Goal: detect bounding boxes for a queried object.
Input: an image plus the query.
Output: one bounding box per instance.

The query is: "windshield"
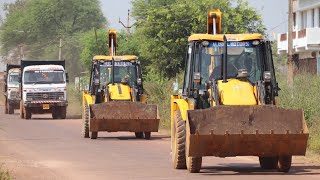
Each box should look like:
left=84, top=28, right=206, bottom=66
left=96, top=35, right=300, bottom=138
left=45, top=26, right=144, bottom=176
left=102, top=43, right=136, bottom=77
left=24, top=70, right=65, bottom=84
left=201, top=41, right=262, bottom=84
left=99, top=61, right=137, bottom=87
left=8, top=73, right=19, bottom=84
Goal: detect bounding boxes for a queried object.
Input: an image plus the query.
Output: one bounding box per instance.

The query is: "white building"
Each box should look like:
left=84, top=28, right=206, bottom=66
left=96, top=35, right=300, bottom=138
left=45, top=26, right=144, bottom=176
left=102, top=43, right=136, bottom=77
left=277, top=0, right=320, bottom=75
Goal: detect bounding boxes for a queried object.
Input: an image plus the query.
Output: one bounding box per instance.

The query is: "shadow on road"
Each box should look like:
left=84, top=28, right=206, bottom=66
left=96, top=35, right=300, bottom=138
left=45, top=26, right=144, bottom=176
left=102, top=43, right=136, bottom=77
left=95, top=134, right=170, bottom=141
left=200, top=163, right=320, bottom=176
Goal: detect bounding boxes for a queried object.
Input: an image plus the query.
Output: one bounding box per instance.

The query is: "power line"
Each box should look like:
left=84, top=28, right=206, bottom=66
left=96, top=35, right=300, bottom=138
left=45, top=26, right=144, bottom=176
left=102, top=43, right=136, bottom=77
left=267, top=19, right=288, bottom=33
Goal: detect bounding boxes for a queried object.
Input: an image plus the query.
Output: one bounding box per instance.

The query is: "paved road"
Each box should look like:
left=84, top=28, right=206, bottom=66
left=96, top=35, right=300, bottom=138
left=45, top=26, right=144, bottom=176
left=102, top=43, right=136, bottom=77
left=0, top=107, right=319, bottom=180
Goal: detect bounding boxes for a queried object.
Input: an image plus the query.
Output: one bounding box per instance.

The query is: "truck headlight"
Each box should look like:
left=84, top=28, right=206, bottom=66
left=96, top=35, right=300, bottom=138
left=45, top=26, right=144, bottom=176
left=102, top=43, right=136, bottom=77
left=59, top=96, right=64, bottom=100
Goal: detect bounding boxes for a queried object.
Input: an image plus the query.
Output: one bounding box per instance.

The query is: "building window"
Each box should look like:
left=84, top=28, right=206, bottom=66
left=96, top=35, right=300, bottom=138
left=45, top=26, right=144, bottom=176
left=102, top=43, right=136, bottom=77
left=293, top=12, right=296, bottom=28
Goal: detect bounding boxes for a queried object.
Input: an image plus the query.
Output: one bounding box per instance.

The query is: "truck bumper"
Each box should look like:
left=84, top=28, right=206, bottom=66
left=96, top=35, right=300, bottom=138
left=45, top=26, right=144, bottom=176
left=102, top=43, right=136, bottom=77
left=24, top=100, right=68, bottom=108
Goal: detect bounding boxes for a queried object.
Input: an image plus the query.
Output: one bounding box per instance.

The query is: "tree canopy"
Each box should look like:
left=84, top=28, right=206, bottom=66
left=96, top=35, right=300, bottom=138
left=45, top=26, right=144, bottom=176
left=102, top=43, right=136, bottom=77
left=129, top=0, right=266, bottom=78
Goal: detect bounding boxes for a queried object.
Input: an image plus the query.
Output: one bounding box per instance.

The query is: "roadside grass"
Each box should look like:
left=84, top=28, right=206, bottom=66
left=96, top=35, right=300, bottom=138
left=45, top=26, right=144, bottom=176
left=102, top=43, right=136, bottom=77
left=67, top=83, right=82, bottom=118
left=0, top=166, right=11, bottom=180
left=277, top=73, right=320, bottom=152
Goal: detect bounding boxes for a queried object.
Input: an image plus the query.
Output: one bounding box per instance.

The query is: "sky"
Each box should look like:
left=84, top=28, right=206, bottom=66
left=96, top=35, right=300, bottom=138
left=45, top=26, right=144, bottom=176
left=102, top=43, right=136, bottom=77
left=0, top=0, right=289, bottom=39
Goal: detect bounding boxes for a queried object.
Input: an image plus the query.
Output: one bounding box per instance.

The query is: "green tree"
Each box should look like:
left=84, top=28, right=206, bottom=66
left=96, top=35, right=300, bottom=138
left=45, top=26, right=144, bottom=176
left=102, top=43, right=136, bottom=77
left=1, top=0, right=107, bottom=79
left=130, top=0, right=266, bottom=78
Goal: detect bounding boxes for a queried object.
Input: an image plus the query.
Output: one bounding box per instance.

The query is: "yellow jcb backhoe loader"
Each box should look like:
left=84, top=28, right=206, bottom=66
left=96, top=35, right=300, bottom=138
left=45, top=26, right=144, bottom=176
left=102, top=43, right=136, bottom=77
left=171, top=10, right=308, bottom=173
left=82, top=30, right=160, bottom=139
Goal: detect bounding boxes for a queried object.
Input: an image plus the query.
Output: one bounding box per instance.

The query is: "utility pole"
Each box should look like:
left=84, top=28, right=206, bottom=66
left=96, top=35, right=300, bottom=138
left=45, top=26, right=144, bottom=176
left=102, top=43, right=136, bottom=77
left=59, top=38, right=62, bottom=60
left=19, top=45, right=24, bottom=60
left=119, top=9, right=133, bottom=34
left=287, top=0, right=294, bottom=88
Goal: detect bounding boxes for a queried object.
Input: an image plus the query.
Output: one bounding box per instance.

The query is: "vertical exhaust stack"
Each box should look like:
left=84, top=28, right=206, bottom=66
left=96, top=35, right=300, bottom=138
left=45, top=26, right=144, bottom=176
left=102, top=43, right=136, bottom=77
left=207, top=9, right=222, bottom=35
left=108, top=29, right=117, bottom=56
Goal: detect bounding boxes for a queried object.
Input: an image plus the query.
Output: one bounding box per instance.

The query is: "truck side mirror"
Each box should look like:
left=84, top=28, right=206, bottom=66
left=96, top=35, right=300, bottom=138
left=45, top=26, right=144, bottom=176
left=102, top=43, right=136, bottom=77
left=66, top=73, right=69, bottom=83
left=193, top=72, right=201, bottom=83
left=137, top=78, right=142, bottom=86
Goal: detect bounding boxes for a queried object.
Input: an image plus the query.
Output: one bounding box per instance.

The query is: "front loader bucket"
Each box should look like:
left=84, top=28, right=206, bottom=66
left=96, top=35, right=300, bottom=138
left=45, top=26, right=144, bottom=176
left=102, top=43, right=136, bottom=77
left=89, top=102, right=160, bottom=132
left=186, top=106, right=309, bottom=157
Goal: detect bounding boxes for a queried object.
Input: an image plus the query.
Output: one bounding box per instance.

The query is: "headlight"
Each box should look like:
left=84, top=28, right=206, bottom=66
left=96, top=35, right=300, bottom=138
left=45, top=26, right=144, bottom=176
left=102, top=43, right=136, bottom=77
left=59, top=96, right=64, bottom=100
left=26, top=97, right=33, bottom=101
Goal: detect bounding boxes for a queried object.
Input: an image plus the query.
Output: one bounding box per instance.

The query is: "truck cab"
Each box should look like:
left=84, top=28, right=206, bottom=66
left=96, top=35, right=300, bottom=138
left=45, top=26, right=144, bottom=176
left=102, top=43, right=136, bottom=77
left=4, top=65, right=21, bottom=114
left=20, top=60, right=68, bottom=119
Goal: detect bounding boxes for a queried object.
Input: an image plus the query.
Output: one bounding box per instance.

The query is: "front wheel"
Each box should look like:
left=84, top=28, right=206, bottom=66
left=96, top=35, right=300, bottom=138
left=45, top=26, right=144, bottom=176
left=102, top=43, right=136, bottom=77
left=82, top=103, right=90, bottom=138
left=19, top=101, right=24, bottom=119
left=277, top=156, right=292, bottom=172
left=4, top=98, right=8, bottom=114
left=259, top=157, right=278, bottom=169
left=135, top=132, right=143, bottom=139
left=8, top=104, right=14, bottom=114
left=25, top=108, right=32, bottom=119
left=144, top=132, right=151, bottom=140
left=171, top=110, right=187, bottom=169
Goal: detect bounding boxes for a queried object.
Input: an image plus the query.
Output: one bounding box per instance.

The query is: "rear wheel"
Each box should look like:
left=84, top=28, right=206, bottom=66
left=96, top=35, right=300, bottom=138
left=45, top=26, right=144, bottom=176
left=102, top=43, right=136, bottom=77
left=259, top=157, right=278, bottom=169
left=171, top=110, right=187, bottom=169
left=144, top=132, right=151, bottom=140
left=4, top=98, right=8, bottom=114
left=25, top=108, right=32, bottom=119
left=82, top=103, right=89, bottom=138
left=277, top=156, right=292, bottom=173
left=91, top=132, right=98, bottom=139
left=135, top=132, right=144, bottom=139
left=185, top=117, right=202, bottom=173
left=8, top=104, right=14, bottom=114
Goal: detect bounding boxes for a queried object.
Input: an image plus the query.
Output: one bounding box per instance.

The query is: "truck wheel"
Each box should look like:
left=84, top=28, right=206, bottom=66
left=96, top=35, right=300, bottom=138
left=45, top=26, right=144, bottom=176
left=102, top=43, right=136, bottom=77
left=60, top=106, right=67, bottom=119
left=144, top=132, right=151, bottom=140
left=171, top=110, right=187, bottom=169
left=185, top=117, right=202, bottom=173
left=52, top=108, right=59, bottom=119
left=259, top=157, right=278, bottom=169
left=91, top=132, right=98, bottom=139
left=25, top=108, right=32, bottom=119
left=8, top=105, right=14, bottom=114
left=4, top=98, right=8, bottom=114
left=20, top=101, right=24, bottom=119
left=135, top=132, right=143, bottom=139
left=277, top=156, right=292, bottom=173
left=82, top=103, right=90, bottom=138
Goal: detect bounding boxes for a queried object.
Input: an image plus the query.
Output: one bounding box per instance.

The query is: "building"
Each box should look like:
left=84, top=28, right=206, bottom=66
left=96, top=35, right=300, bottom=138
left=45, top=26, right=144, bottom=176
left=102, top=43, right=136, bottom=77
left=277, top=0, right=320, bottom=75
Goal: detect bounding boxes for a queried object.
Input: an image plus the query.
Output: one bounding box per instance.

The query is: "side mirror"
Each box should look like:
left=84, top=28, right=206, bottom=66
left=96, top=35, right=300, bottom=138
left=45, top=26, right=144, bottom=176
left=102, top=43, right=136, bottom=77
left=193, top=72, right=201, bottom=83
left=263, top=71, right=271, bottom=82
left=66, top=73, right=69, bottom=83
left=137, top=78, right=142, bottom=86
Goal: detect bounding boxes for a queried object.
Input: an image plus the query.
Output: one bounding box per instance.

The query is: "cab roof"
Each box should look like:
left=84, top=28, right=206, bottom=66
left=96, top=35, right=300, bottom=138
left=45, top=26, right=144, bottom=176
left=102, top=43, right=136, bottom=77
left=188, top=33, right=263, bottom=42
left=93, top=55, right=138, bottom=61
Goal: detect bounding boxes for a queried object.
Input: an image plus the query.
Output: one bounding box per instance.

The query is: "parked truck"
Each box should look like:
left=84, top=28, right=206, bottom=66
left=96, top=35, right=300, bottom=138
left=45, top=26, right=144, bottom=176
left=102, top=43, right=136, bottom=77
left=3, top=64, right=21, bottom=114
left=20, top=60, right=68, bottom=119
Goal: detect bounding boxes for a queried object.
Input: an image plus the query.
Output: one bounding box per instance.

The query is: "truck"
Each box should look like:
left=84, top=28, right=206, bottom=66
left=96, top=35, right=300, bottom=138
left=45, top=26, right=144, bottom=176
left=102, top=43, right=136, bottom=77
left=3, top=64, right=21, bottom=114
left=20, top=60, right=68, bottom=119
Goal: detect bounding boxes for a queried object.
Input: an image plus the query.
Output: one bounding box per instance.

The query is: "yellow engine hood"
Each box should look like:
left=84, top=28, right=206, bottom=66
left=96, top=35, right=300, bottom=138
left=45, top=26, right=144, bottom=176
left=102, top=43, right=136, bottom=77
left=218, top=79, right=257, bottom=105
left=108, top=83, right=132, bottom=101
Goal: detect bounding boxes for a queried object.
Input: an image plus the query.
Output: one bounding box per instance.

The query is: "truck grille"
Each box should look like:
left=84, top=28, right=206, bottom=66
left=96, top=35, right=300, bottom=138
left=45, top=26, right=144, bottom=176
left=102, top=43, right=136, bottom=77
left=10, top=91, right=19, bottom=99
left=26, top=92, right=64, bottom=100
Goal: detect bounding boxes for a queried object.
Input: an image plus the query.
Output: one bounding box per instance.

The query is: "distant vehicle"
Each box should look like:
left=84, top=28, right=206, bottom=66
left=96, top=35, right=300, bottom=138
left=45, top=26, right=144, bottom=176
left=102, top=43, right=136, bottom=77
left=3, top=64, right=21, bottom=114
left=20, top=60, right=68, bottom=119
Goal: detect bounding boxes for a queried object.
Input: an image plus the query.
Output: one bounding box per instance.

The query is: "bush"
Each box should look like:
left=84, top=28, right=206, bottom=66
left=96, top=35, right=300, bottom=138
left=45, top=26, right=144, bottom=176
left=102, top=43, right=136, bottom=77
left=277, top=72, right=320, bottom=151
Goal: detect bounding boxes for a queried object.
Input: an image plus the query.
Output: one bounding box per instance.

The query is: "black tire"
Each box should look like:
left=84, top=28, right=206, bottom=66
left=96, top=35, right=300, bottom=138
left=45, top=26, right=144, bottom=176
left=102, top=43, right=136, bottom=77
left=25, top=108, right=32, bottom=119
left=171, top=110, right=187, bottom=169
left=52, top=108, right=59, bottom=119
left=8, top=104, right=14, bottom=114
left=135, top=132, right=144, bottom=139
left=4, top=98, right=8, bottom=114
left=259, top=157, right=278, bottom=169
left=144, top=132, right=151, bottom=140
left=91, top=132, right=98, bottom=139
left=82, top=103, right=90, bottom=138
left=277, top=156, right=292, bottom=173
left=59, top=106, right=67, bottom=119
left=185, top=117, right=202, bottom=173
left=20, top=101, right=24, bottom=119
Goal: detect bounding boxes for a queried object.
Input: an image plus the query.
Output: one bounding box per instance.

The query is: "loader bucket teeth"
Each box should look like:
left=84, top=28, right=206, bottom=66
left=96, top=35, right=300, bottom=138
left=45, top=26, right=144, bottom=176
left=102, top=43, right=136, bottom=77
left=89, top=102, right=160, bottom=132
left=186, top=105, right=309, bottom=158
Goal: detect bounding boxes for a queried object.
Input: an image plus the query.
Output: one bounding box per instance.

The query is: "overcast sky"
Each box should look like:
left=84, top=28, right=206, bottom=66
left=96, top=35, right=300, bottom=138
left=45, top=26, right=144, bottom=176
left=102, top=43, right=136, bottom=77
left=0, top=0, right=288, bottom=39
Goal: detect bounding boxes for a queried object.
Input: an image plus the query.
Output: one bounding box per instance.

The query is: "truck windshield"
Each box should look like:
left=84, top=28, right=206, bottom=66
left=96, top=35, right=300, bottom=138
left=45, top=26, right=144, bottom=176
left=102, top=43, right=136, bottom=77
left=99, top=61, right=137, bottom=87
left=200, top=40, right=262, bottom=84
left=8, top=73, right=19, bottom=84
left=24, top=70, right=65, bottom=84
